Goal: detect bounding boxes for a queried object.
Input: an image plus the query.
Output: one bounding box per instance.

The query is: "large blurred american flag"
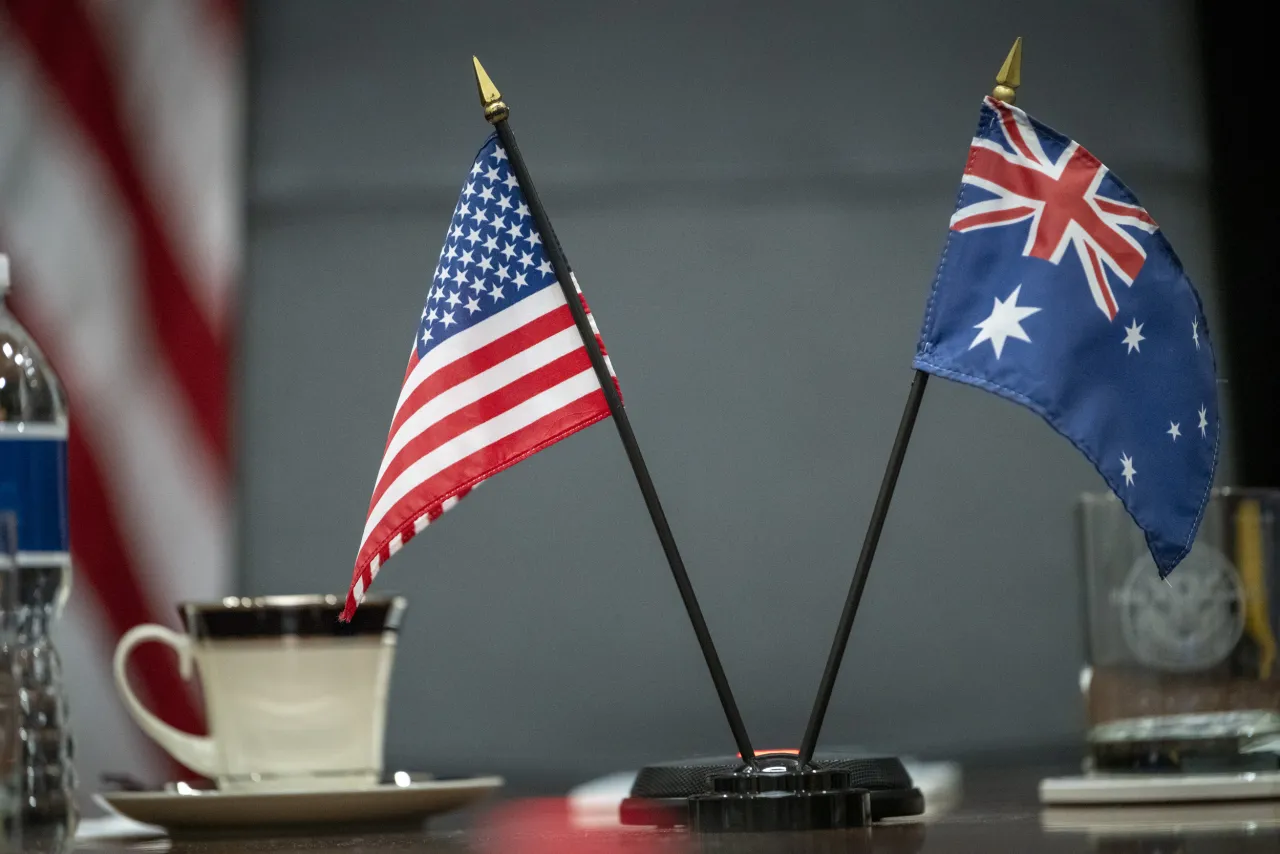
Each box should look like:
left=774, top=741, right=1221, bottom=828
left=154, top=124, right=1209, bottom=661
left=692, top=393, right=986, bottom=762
left=0, top=0, right=240, bottom=792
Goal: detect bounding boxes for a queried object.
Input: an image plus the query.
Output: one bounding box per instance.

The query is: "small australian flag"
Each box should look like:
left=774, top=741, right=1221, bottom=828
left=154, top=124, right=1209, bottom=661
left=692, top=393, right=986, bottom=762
left=914, top=95, right=1219, bottom=576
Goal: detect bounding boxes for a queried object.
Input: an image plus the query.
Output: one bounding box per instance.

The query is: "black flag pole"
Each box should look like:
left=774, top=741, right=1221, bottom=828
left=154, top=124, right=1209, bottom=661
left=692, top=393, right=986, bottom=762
left=472, top=57, right=757, bottom=765
left=797, top=370, right=929, bottom=763
left=796, top=38, right=1023, bottom=766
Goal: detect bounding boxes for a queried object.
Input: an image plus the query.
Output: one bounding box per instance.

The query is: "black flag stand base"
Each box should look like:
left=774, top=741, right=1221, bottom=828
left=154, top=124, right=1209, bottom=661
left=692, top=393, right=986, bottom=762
left=686, top=755, right=874, bottom=833
left=618, top=751, right=924, bottom=832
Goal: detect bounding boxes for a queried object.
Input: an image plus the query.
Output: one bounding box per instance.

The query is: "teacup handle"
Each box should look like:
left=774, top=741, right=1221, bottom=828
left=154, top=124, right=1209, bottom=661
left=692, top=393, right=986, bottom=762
left=112, top=624, right=218, bottom=776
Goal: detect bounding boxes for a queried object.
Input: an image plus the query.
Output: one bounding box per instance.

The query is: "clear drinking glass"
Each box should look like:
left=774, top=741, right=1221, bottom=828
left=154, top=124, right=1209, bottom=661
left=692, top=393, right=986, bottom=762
left=1078, top=487, right=1280, bottom=729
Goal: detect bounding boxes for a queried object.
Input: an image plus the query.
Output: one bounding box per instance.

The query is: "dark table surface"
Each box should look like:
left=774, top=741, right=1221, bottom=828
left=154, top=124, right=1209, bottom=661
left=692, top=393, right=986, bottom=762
left=66, top=762, right=1280, bottom=853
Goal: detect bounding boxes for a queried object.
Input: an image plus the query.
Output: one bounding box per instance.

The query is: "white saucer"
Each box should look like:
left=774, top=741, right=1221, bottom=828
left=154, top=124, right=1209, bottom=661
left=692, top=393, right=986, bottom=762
left=1039, top=771, right=1280, bottom=805
left=96, top=776, right=503, bottom=834
left=1041, top=800, right=1280, bottom=835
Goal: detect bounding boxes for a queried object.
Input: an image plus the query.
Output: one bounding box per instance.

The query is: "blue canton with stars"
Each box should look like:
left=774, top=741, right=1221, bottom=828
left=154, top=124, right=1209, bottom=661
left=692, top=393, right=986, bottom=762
left=914, top=99, right=1220, bottom=577
left=417, top=134, right=559, bottom=358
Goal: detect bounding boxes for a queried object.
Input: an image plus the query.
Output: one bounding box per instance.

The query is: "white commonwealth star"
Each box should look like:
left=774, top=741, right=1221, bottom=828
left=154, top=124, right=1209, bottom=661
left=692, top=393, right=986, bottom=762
left=969, top=285, right=1041, bottom=359
left=1120, top=452, right=1136, bottom=487
left=1198, top=404, right=1209, bottom=437
left=1192, top=317, right=1200, bottom=350
left=1122, top=319, right=1145, bottom=354
left=1167, top=422, right=1181, bottom=441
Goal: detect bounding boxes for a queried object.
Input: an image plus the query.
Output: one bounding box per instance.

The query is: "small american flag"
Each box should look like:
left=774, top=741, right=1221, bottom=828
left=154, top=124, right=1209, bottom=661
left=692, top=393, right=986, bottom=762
left=343, top=133, right=615, bottom=619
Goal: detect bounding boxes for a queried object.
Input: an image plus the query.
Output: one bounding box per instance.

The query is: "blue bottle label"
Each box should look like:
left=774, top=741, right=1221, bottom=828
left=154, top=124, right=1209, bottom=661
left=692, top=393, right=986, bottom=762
left=0, top=434, right=71, bottom=556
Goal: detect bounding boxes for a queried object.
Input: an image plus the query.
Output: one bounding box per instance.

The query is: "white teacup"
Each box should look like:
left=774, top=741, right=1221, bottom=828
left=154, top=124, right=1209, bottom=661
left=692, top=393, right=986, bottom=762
left=112, top=594, right=406, bottom=792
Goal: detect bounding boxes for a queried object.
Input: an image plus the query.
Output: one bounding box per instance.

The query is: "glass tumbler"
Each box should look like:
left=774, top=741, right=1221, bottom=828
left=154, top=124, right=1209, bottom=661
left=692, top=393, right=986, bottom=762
left=1078, top=487, right=1280, bottom=729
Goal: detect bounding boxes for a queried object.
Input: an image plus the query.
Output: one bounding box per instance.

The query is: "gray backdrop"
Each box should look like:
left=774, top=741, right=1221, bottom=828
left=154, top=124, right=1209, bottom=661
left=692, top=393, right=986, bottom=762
left=240, top=0, right=1232, bottom=789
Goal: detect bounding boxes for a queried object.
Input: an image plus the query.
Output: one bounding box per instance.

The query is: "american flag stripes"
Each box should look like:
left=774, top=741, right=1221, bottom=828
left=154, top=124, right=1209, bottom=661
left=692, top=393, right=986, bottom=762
left=1, top=0, right=239, bottom=788
left=344, top=133, right=615, bottom=619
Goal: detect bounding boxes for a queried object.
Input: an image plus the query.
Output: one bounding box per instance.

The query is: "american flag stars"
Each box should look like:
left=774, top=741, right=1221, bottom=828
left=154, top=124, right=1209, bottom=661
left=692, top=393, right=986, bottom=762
left=419, top=145, right=560, bottom=358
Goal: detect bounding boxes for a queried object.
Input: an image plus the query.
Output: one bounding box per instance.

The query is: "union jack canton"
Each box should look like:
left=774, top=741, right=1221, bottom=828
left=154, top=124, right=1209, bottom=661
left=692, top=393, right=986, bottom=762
left=914, top=96, right=1220, bottom=576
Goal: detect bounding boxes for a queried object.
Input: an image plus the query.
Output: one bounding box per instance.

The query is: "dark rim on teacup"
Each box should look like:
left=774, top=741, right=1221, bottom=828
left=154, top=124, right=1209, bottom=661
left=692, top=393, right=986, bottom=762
left=178, top=593, right=406, bottom=640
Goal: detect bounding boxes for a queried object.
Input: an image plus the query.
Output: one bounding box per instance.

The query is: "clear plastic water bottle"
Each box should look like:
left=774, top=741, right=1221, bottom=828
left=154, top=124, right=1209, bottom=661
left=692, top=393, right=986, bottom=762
left=0, top=253, right=78, bottom=848
left=2, top=511, right=22, bottom=852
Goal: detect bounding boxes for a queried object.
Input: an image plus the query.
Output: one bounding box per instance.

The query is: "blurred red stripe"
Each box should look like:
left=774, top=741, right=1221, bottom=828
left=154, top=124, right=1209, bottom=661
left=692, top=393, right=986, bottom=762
left=4, top=0, right=230, bottom=471
left=477, top=798, right=676, bottom=854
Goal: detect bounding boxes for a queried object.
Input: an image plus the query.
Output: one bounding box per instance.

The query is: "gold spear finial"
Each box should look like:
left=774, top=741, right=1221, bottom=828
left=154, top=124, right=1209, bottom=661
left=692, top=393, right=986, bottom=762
left=473, top=56, right=508, bottom=124
left=992, top=37, right=1022, bottom=104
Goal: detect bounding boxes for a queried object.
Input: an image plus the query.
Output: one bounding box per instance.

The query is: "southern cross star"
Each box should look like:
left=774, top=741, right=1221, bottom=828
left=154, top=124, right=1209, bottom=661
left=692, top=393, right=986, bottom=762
left=1120, top=452, right=1137, bottom=487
